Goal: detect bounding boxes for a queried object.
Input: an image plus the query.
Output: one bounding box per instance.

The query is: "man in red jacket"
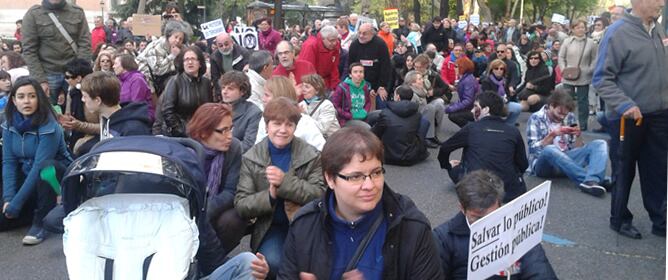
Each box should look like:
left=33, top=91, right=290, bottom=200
left=298, top=25, right=340, bottom=91
left=273, top=40, right=316, bottom=87
left=91, top=16, right=106, bottom=51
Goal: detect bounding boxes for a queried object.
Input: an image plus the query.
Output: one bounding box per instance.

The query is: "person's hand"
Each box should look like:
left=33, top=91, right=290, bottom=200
left=526, top=82, right=535, bottom=90
left=3, top=202, right=13, bottom=219
left=299, top=272, right=317, bottom=280
left=170, top=45, right=181, bottom=56
left=623, top=106, right=642, bottom=121
left=400, top=35, right=408, bottom=43
left=60, top=115, right=78, bottom=130
left=509, top=87, right=516, bottom=95
left=342, top=269, right=365, bottom=280
left=369, top=89, right=377, bottom=98
left=41, top=82, right=50, bottom=95
left=57, top=93, right=66, bottom=106
left=428, top=89, right=434, bottom=97
left=377, top=87, right=388, bottom=101
left=266, top=166, right=285, bottom=188
left=449, top=159, right=461, bottom=167
left=448, top=84, right=456, bottom=91
left=251, top=252, right=269, bottom=280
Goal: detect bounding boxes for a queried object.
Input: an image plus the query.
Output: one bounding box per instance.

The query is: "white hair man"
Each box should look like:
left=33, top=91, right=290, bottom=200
left=298, top=25, right=341, bottom=90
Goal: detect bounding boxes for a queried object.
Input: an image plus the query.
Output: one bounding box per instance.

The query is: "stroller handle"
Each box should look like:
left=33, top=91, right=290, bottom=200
left=161, top=137, right=206, bottom=167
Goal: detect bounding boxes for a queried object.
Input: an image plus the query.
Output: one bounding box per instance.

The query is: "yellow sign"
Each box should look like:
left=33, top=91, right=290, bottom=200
left=384, top=8, right=399, bottom=29
left=459, top=15, right=467, bottom=21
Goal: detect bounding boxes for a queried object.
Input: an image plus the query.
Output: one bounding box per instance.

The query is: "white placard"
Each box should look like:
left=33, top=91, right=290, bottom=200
left=231, top=26, right=259, bottom=50
left=470, top=15, right=480, bottom=26
left=551, top=13, right=566, bottom=25
left=467, top=181, right=551, bottom=280
left=355, top=16, right=378, bottom=32
left=94, top=151, right=164, bottom=175
left=201, top=19, right=226, bottom=39
left=458, top=20, right=468, bottom=29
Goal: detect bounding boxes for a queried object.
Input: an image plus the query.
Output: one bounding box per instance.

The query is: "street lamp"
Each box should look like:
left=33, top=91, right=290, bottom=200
left=100, top=0, right=105, bottom=19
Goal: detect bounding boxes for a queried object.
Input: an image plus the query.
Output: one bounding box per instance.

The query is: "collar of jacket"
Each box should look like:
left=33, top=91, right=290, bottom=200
left=448, top=212, right=471, bottom=236
left=181, top=72, right=201, bottom=83
left=2, top=116, right=58, bottom=135
left=243, top=136, right=319, bottom=169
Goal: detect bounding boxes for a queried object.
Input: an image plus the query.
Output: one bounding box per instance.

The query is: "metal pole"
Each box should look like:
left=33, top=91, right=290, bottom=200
left=519, top=0, right=524, bottom=25
left=431, top=0, right=435, bottom=19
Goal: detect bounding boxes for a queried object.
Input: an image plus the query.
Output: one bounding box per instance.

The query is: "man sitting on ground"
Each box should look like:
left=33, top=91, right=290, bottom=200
left=526, top=90, right=610, bottom=197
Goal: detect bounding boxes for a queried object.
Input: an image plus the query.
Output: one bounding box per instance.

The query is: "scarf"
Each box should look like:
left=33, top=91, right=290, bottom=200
left=42, top=0, right=66, bottom=10
left=203, top=145, right=225, bottom=195
left=304, top=96, right=321, bottom=105
left=12, top=111, right=35, bottom=135
left=261, top=28, right=273, bottom=37
left=450, top=52, right=458, bottom=62
left=489, top=74, right=507, bottom=97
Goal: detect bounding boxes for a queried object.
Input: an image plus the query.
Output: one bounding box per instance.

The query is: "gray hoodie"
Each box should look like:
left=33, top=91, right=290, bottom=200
left=593, top=13, right=668, bottom=119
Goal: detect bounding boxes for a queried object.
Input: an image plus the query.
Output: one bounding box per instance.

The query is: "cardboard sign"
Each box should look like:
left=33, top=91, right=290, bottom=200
left=458, top=20, right=468, bottom=29
left=355, top=16, right=378, bottom=32
left=551, top=13, right=566, bottom=25
left=131, top=14, right=162, bottom=38
left=470, top=14, right=480, bottom=26
left=467, top=181, right=551, bottom=280
left=94, top=151, right=164, bottom=175
left=201, top=19, right=226, bottom=39
left=231, top=26, right=259, bottom=50
left=383, top=8, right=399, bottom=29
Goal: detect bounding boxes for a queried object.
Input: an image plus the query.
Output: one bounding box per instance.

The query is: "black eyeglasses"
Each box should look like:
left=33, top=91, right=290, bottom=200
left=336, top=167, right=385, bottom=184
left=64, top=74, right=76, bottom=79
left=213, top=126, right=233, bottom=135
left=496, top=50, right=505, bottom=53
left=493, top=67, right=505, bottom=70
left=529, top=57, right=541, bottom=60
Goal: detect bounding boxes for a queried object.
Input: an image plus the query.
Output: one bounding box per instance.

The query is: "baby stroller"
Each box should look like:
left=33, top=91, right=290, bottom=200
left=60, top=136, right=208, bottom=280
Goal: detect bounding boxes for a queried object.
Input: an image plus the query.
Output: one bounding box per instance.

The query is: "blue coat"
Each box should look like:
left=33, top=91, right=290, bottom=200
left=2, top=117, right=72, bottom=216
left=446, top=74, right=479, bottom=114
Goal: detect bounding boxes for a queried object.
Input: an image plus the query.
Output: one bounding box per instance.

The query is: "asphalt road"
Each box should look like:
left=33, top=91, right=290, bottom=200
left=0, top=112, right=665, bottom=279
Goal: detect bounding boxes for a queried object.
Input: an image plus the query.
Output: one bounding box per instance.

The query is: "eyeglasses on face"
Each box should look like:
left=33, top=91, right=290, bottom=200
left=65, top=74, right=76, bottom=79
left=493, top=67, right=505, bottom=70
left=336, top=167, right=385, bottom=184
left=213, top=126, right=234, bottom=135
left=529, top=57, right=541, bottom=60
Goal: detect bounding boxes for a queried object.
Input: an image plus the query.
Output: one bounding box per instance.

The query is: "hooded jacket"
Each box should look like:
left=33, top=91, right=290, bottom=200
left=107, top=102, right=153, bottom=137
left=299, top=33, right=341, bottom=90
left=278, top=185, right=444, bottom=279
left=118, top=70, right=154, bottom=120
left=593, top=13, right=668, bottom=119
left=371, top=101, right=428, bottom=166
left=331, top=77, right=372, bottom=126
left=433, top=212, right=557, bottom=279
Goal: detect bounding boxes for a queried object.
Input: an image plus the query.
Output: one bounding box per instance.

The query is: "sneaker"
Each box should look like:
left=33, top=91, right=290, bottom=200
left=22, top=225, right=47, bottom=245
left=600, top=179, right=614, bottom=193
left=578, top=181, right=606, bottom=197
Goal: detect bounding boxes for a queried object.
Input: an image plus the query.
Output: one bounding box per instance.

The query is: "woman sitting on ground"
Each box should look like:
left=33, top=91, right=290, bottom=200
left=517, top=50, right=554, bottom=112
left=298, top=74, right=340, bottom=139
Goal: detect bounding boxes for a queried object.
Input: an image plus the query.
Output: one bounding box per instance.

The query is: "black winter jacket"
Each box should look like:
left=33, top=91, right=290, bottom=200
left=348, top=36, right=393, bottom=90
left=438, top=116, right=528, bottom=202
left=77, top=102, right=152, bottom=156
left=159, top=73, right=212, bottom=136
left=421, top=25, right=448, bottom=52
left=278, top=185, right=444, bottom=279
left=433, top=212, right=557, bottom=279
left=371, top=101, right=428, bottom=166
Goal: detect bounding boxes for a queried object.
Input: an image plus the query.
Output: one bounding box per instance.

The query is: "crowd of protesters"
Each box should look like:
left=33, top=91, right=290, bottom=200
left=0, top=0, right=665, bottom=279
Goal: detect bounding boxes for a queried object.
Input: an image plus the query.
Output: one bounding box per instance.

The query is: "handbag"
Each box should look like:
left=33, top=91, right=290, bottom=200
left=562, top=38, right=587, bottom=81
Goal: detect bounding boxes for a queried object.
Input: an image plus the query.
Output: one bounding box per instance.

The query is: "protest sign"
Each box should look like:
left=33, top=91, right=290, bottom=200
left=458, top=20, right=468, bottom=29
left=470, top=14, right=480, bottom=26
left=231, top=26, right=259, bottom=50
left=131, top=14, right=161, bottom=38
left=467, top=181, right=551, bottom=280
left=383, top=8, right=399, bottom=29
left=551, top=13, right=566, bottom=25
left=201, top=19, right=226, bottom=39
left=355, top=16, right=378, bottom=32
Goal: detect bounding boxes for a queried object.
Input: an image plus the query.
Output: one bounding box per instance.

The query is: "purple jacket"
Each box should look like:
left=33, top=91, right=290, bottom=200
left=446, top=74, right=479, bottom=113
left=119, top=70, right=154, bottom=120
left=259, top=28, right=282, bottom=54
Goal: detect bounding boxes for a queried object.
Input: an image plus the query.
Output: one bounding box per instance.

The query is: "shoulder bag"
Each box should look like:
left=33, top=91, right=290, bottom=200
left=562, top=38, right=587, bottom=81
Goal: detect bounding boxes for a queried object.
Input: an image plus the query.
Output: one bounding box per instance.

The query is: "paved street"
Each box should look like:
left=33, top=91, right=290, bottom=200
left=0, top=113, right=665, bottom=279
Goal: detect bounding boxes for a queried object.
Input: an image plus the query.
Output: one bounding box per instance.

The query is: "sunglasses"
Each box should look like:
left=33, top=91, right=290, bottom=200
left=65, top=74, right=76, bottom=79
left=497, top=50, right=505, bottom=53
left=493, top=67, right=505, bottom=70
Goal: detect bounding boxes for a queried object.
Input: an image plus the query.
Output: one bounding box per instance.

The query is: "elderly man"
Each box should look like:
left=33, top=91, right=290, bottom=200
left=594, top=0, right=667, bottom=239
left=91, top=16, right=106, bottom=51
left=22, top=0, right=92, bottom=103
left=299, top=25, right=341, bottom=90
left=246, top=50, right=274, bottom=110
left=272, top=40, right=316, bottom=86
left=348, top=22, right=391, bottom=101
left=610, top=5, right=626, bottom=23
left=348, top=13, right=359, bottom=32
left=211, top=33, right=250, bottom=94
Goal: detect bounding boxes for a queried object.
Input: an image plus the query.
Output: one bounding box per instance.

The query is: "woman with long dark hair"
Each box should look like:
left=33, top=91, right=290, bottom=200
left=1, top=77, right=72, bottom=245
left=518, top=51, right=555, bottom=112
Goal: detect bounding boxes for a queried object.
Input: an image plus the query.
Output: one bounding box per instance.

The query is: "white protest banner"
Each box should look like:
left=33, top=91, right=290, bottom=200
left=458, top=20, right=468, bottom=29
left=467, top=181, right=551, bottom=280
left=201, top=19, right=226, bottom=40
left=355, top=16, right=378, bottom=32
left=470, top=14, right=480, bottom=26
left=231, top=26, right=259, bottom=50
left=551, top=13, right=566, bottom=25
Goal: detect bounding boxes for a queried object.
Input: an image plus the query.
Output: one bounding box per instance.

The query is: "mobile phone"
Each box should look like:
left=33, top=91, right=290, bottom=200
left=569, top=123, right=577, bottom=127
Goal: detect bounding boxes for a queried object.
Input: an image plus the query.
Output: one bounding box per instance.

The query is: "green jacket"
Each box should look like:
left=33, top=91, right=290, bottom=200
left=22, top=3, right=92, bottom=83
left=234, top=137, right=325, bottom=250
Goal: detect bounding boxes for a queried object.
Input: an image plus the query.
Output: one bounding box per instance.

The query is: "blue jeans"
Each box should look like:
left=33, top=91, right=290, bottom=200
left=207, top=252, right=257, bottom=280
left=532, top=140, right=608, bottom=184
left=505, top=101, right=522, bottom=125
left=46, top=73, right=67, bottom=105
left=257, top=225, right=287, bottom=279
left=418, top=117, right=429, bottom=141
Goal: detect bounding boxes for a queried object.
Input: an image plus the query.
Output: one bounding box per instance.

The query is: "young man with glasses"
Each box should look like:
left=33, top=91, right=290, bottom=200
left=526, top=90, right=610, bottom=197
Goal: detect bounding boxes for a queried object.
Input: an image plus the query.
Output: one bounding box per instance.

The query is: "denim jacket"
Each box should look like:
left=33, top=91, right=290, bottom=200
left=2, top=117, right=72, bottom=215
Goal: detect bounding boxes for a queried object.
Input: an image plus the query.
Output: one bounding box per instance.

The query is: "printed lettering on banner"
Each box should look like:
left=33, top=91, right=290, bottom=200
left=467, top=181, right=551, bottom=280
left=458, top=20, right=468, bottom=29
left=201, top=19, right=226, bottom=39
left=232, top=26, right=259, bottom=50
left=384, top=8, right=399, bottom=29
left=551, top=13, right=566, bottom=25
left=470, top=15, right=480, bottom=26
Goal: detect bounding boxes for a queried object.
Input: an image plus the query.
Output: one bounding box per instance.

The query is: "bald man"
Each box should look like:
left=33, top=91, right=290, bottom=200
left=211, top=33, right=250, bottom=95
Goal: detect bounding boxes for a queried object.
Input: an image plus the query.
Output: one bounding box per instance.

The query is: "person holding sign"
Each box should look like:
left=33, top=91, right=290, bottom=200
left=433, top=170, right=557, bottom=279
left=279, top=126, right=444, bottom=279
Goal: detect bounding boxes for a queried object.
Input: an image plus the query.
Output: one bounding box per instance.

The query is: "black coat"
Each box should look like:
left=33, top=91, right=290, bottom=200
left=521, top=62, right=554, bottom=97
left=438, top=116, right=528, bottom=202
left=348, top=36, right=393, bottom=90
left=210, top=45, right=250, bottom=96
left=158, top=73, right=212, bottom=136
left=278, top=185, right=444, bottom=280
left=421, top=25, right=448, bottom=52
left=371, top=101, right=428, bottom=166
left=433, top=212, right=558, bottom=280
